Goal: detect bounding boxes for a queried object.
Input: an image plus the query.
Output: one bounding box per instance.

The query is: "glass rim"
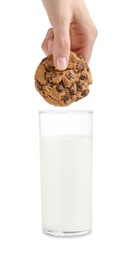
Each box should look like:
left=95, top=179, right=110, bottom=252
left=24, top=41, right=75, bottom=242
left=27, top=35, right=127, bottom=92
left=39, top=110, right=93, bottom=114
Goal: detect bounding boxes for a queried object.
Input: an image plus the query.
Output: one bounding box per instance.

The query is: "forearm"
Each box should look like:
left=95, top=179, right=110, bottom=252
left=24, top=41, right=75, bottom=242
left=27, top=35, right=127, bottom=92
left=41, top=0, right=72, bottom=25
left=41, top=0, right=92, bottom=28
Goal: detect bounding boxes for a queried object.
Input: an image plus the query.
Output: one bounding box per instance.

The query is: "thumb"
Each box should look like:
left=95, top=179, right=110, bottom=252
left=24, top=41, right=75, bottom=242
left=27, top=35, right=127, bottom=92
left=52, top=24, right=70, bottom=70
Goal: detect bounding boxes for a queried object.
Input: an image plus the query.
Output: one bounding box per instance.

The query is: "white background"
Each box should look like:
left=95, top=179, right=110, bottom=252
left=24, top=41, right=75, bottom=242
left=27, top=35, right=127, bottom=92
left=0, top=0, right=132, bottom=259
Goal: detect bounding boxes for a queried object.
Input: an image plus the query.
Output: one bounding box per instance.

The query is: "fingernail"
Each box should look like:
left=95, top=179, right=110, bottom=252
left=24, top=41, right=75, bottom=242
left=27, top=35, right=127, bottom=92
left=56, top=57, right=67, bottom=70
left=48, top=40, right=53, bottom=53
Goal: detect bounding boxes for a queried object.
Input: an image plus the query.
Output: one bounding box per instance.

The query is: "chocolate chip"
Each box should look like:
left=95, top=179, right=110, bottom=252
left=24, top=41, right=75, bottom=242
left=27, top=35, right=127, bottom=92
left=46, top=65, right=54, bottom=72
left=37, top=82, right=43, bottom=90
left=49, top=82, right=54, bottom=87
left=60, top=80, right=65, bottom=87
left=56, top=84, right=64, bottom=92
left=66, top=72, right=74, bottom=80
left=64, top=95, right=71, bottom=102
left=77, top=82, right=83, bottom=90
left=80, top=74, right=88, bottom=80
left=82, top=89, right=89, bottom=97
left=69, top=86, right=76, bottom=95
left=76, top=63, right=84, bottom=71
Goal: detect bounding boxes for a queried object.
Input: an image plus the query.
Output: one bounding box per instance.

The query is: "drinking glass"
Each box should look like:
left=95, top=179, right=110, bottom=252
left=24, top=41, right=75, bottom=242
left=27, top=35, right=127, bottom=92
left=39, top=110, right=93, bottom=237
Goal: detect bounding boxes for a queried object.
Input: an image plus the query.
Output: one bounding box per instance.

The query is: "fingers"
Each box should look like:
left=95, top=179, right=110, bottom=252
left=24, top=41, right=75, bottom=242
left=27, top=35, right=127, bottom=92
left=42, top=23, right=97, bottom=68
left=76, top=42, right=94, bottom=64
left=84, top=27, right=98, bottom=63
left=41, top=28, right=54, bottom=55
left=52, top=22, right=70, bottom=70
left=75, top=26, right=97, bottom=64
left=42, top=23, right=70, bottom=70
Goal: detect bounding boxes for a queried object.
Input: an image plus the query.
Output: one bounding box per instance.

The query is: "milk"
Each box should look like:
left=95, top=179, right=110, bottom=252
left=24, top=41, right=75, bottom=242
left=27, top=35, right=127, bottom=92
left=40, top=135, right=92, bottom=233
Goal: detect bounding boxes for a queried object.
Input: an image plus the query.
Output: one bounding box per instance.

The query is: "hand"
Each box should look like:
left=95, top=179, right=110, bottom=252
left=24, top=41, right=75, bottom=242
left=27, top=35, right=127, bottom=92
left=41, top=0, right=97, bottom=70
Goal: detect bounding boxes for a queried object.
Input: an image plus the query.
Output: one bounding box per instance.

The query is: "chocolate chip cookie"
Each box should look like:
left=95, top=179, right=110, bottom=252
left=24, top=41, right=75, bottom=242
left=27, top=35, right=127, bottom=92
left=34, top=52, right=92, bottom=106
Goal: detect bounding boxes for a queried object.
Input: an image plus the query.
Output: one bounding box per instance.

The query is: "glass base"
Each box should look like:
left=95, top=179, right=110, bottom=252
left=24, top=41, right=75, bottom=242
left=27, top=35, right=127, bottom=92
left=43, top=228, right=92, bottom=237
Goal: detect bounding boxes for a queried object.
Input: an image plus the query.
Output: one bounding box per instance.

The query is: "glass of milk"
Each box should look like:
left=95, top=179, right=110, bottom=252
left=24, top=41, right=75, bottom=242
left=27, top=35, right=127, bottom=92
left=39, top=110, right=93, bottom=237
